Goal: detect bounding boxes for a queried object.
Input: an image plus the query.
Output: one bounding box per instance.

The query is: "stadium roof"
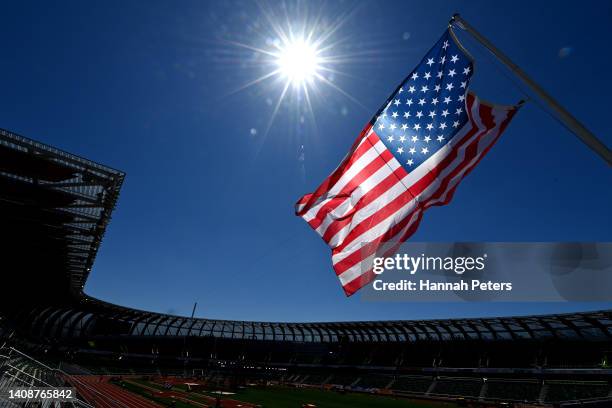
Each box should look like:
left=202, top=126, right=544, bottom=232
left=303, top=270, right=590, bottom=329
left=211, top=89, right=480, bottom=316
left=18, top=299, right=612, bottom=343
left=0, top=128, right=124, bottom=299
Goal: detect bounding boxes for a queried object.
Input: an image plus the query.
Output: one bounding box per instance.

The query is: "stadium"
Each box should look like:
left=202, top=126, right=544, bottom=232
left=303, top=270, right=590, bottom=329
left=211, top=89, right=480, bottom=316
left=1, top=127, right=611, bottom=407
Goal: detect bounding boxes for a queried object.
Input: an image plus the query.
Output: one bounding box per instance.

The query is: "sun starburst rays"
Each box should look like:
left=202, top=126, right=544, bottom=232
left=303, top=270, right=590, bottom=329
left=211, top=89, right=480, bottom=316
left=218, top=2, right=367, bottom=139
left=208, top=0, right=415, bottom=161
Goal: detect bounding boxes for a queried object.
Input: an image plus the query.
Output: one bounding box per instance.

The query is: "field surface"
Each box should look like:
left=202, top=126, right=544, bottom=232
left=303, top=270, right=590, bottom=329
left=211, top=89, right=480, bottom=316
left=226, top=387, right=459, bottom=408
left=119, top=378, right=460, bottom=408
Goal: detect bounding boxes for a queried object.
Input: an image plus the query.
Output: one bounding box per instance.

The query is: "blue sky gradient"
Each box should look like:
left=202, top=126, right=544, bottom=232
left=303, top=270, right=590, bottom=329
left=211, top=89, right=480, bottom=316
left=1, top=0, right=610, bottom=321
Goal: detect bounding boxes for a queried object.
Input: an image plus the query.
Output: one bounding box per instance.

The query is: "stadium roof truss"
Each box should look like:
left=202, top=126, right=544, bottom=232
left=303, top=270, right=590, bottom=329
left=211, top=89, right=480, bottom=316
left=108, top=309, right=612, bottom=343
left=21, top=301, right=612, bottom=343
left=0, top=128, right=124, bottom=294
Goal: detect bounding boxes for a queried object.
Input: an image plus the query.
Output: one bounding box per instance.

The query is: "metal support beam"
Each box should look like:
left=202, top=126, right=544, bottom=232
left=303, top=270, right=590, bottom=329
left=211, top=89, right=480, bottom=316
left=450, top=14, right=612, bottom=166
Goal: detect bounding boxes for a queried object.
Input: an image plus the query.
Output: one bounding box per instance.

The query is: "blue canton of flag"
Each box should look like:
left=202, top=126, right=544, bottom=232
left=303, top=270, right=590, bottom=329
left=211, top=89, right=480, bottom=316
left=374, top=31, right=473, bottom=171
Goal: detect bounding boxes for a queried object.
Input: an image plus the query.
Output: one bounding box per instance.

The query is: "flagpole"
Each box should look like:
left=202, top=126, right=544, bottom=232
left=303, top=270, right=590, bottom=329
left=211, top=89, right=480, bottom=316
left=450, top=14, right=612, bottom=166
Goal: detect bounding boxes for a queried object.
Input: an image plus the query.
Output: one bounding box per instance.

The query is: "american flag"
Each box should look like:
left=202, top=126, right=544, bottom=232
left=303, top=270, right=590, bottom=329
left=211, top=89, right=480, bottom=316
left=296, top=29, right=520, bottom=296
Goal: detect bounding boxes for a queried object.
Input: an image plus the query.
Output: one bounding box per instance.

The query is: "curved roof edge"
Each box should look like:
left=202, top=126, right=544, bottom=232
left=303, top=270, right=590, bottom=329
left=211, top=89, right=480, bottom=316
left=26, top=295, right=608, bottom=343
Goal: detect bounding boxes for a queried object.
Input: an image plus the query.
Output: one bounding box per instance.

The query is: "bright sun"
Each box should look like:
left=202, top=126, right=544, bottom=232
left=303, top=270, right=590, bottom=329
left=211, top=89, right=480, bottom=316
left=226, top=3, right=360, bottom=135
left=276, top=39, right=321, bottom=86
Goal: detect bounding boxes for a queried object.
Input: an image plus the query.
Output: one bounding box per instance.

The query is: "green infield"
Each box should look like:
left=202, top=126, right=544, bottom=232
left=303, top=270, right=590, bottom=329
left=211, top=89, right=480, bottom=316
left=126, top=379, right=460, bottom=408
left=213, top=386, right=459, bottom=408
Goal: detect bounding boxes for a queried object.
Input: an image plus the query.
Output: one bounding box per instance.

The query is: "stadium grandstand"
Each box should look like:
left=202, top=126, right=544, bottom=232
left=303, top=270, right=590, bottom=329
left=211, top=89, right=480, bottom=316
left=1, top=126, right=611, bottom=407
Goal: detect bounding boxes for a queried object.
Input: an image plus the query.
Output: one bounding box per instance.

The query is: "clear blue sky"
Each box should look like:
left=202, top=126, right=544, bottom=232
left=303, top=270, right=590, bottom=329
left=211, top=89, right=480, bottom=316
left=1, top=0, right=610, bottom=322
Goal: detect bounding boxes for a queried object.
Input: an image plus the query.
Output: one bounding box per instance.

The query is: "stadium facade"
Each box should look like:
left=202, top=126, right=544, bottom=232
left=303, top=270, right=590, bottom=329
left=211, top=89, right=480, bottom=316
left=1, top=127, right=611, bottom=406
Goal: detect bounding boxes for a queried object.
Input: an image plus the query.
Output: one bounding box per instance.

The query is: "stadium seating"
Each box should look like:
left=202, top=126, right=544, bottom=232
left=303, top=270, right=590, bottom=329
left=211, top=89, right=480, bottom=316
left=430, top=377, right=483, bottom=397
left=354, top=374, right=393, bottom=389
left=391, top=375, right=433, bottom=394
left=327, top=374, right=358, bottom=386
left=544, top=380, right=611, bottom=402
left=302, top=373, right=330, bottom=385
left=484, top=379, right=541, bottom=401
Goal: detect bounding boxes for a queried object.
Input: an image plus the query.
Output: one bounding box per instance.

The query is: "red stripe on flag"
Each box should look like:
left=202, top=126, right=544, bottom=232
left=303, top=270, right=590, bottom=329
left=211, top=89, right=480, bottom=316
left=307, top=145, right=396, bottom=230
left=295, top=124, right=375, bottom=216
left=320, top=164, right=410, bottom=244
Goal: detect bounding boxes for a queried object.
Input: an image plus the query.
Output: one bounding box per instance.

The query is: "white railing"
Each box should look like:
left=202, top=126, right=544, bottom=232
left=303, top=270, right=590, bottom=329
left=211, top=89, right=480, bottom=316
left=0, top=346, right=94, bottom=407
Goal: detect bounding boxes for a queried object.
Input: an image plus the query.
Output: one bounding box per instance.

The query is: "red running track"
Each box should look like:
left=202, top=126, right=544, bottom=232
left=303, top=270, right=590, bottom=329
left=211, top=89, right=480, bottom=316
left=67, top=375, right=164, bottom=408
